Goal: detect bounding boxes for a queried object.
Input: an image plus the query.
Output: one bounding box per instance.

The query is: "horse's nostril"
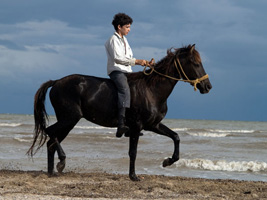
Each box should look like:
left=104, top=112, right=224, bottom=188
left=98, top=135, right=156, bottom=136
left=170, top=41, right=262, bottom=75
left=206, top=84, right=212, bottom=90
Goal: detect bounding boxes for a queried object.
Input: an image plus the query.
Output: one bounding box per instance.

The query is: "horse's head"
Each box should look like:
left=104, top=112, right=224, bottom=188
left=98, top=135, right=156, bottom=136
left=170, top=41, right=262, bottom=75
left=175, top=44, right=212, bottom=94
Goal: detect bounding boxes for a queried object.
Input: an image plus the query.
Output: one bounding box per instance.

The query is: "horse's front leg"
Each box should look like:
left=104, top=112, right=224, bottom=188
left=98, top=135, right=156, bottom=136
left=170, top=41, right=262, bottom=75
left=128, top=133, right=140, bottom=181
left=149, top=123, right=180, bottom=167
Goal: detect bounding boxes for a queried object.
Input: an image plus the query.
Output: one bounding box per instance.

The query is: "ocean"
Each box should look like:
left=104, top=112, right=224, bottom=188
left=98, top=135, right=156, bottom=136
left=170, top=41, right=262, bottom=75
left=0, top=114, right=266, bottom=182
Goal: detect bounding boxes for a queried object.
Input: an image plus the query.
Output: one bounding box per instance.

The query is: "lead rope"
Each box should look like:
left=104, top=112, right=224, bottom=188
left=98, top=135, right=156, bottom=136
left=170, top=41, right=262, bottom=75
left=143, top=58, right=209, bottom=91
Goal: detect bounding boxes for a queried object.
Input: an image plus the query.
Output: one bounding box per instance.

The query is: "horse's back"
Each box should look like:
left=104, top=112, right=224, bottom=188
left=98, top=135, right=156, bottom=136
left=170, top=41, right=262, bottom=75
left=50, top=74, right=109, bottom=100
left=49, top=74, right=118, bottom=126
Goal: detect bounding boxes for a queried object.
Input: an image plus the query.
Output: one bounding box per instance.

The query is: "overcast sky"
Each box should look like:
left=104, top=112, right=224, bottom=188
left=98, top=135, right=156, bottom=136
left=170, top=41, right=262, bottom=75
left=0, top=0, right=266, bottom=121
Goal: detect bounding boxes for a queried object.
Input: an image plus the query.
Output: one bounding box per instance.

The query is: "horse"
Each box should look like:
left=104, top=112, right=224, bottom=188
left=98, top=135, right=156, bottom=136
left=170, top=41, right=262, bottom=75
left=27, top=44, right=212, bottom=181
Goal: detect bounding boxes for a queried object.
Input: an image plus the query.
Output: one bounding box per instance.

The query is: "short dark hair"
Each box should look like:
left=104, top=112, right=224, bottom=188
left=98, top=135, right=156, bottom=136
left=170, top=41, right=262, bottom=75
left=112, top=13, right=133, bottom=31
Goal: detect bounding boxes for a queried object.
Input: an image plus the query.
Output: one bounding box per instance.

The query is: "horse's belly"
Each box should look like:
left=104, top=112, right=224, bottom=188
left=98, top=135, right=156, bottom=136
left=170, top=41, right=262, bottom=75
left=83, top=114, right=117, bottom=127
left=82, top=99, right=118, bottom=128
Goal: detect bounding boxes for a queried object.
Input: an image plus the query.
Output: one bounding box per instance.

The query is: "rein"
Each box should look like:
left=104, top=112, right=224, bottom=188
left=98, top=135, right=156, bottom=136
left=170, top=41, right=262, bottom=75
left=143, top=58, right=209, bottom=91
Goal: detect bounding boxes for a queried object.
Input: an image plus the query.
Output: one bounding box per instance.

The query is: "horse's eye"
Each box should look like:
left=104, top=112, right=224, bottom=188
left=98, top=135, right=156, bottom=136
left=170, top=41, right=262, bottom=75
left=194, top=62, right=200, bottom=67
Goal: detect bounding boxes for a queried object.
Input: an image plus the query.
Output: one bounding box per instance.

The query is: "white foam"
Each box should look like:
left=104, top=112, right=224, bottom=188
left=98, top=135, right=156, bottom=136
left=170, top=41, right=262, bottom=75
left=172, top=128, right=189, bottom=132
left=0, top=123, right=21, bottom=127
left=74, top=125, right=115, bottom=130
left=187, top=132, right=230, bottom=137
left=13, top=137, right=31, bottom=143
left=210, top=129, right=254, bottom=133
left=172, top=127, right=254, bottom=138
left=176, top=158, right=267, bottom=172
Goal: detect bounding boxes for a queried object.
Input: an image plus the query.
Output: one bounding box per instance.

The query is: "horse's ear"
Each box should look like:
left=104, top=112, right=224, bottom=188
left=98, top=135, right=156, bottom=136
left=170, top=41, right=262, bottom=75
left=190, top=44, right=195, bottom=54
left=167, top=48, right=175, bottom=56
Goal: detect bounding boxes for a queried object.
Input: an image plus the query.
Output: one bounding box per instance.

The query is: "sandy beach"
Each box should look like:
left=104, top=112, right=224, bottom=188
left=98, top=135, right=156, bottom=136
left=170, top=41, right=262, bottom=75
left=0, top=170, right=266, bottom=200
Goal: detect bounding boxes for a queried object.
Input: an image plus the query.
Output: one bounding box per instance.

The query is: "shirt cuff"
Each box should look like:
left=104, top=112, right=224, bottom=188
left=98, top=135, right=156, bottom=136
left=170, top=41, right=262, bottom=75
left=131, top=58, right=136, bottom=66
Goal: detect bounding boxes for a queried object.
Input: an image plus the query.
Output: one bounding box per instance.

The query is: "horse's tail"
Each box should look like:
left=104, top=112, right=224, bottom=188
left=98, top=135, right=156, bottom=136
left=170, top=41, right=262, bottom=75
left=27, top=80, right=57, bottom=157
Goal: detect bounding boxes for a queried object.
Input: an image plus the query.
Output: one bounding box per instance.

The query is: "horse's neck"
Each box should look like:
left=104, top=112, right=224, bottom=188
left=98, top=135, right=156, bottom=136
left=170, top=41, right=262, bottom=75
left=129, top=64, right=178, bottom=102
left=152, top=63, right=179, bottom=100
left=149, top=77, right=177, bottom=103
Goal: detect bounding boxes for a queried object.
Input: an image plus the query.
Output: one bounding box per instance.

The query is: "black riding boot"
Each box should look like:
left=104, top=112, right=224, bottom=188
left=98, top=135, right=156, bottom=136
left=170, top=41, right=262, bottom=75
left=116, top=107, right=129, bottom=138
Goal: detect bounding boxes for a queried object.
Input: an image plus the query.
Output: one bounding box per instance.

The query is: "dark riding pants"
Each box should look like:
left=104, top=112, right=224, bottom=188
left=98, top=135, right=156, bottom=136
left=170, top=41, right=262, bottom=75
left=109, top=71, right=130, bottom=108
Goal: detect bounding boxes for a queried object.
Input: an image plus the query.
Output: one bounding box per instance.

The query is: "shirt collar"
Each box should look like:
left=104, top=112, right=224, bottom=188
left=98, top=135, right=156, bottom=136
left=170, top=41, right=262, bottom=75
left=114, top=31, right=124, bottom=39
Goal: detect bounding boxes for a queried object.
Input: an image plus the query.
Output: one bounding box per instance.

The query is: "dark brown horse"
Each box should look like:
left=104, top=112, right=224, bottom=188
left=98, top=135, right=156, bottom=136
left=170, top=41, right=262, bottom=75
left=28, top=44, right=212, bottom=181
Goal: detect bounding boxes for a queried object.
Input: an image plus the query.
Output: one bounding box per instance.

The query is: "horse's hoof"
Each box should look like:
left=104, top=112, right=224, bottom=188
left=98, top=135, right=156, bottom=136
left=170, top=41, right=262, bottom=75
left=116, top=126, right=129, bottom=138
left=162, top=157, right=173, bottom=167
left=129, top=174, right=141, bottom=181
left=47, top=171, right=58, bottom=177
left=56, top=160, right=66, bottom=173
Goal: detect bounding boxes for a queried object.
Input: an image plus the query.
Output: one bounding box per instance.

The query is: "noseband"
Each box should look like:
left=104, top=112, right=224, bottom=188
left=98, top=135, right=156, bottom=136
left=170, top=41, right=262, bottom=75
left=143, top=57, right=209, bottom=91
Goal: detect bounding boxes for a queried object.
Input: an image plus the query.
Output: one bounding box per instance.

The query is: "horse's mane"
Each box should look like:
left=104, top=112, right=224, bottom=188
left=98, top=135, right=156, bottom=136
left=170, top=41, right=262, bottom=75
left=128, top=44, right=200, bottom=86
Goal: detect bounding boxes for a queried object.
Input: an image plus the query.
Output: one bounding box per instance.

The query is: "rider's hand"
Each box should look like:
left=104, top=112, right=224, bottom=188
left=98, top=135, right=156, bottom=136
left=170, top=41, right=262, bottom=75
left=135, top=59, right=147, bottom=66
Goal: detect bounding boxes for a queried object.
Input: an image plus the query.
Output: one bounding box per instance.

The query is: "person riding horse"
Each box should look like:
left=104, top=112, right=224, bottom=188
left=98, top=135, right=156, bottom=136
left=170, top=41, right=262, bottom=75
left=105, top=13, right=153, bottom=137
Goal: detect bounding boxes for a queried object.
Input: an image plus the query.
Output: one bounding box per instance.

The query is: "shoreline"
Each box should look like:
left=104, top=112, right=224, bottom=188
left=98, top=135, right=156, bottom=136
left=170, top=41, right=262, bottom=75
left=0, top=170, right=266, bottom=199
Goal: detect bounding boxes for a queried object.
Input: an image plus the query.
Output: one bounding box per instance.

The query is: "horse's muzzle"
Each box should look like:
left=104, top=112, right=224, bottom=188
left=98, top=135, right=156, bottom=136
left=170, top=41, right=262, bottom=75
left=198, top=80, right=212, bottom=94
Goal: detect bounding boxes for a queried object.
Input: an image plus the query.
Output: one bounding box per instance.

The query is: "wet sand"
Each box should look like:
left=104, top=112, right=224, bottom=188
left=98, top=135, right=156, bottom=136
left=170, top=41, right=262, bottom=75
left=0, top=170, right=266, bottom=200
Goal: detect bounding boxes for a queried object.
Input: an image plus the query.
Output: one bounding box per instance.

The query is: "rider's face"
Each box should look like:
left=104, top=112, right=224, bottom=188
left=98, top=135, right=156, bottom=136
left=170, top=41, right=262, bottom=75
left=117, top=24, right=131, bottom=37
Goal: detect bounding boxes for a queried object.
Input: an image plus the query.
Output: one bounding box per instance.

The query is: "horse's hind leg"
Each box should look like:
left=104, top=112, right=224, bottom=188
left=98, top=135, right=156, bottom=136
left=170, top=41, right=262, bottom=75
left=52, top=137, right=66, bottom=173
left=46, top=117, right=80, bottom=175
left=46, top=123, right=68, bottom=175
left=47, top=137, right=57, bottom=175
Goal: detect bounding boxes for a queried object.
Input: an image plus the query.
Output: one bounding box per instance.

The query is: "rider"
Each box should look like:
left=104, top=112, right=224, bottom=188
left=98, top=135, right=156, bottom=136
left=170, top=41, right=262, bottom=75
left=105, top=13, right=149, bottom=138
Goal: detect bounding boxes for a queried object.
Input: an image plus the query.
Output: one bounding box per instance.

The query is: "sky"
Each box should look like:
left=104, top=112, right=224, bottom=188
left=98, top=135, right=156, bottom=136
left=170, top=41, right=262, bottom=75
left=0, top=0, right=267, bottom=122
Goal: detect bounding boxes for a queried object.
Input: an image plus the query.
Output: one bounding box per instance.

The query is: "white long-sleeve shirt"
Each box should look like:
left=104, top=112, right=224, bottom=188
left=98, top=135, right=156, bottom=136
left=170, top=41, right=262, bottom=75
left=105, top=32, right=136, bottom=75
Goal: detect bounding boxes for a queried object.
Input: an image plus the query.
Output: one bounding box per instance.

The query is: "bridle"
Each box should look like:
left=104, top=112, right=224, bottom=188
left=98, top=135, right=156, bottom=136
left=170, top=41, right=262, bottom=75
left=143, top=57, right=209, bottom=91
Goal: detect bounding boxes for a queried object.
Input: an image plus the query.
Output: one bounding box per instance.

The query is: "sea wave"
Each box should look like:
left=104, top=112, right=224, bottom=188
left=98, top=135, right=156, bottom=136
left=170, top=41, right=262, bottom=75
left=172, top=128, right=189, bottom=132
left=187, top=132, right=230, bottom=137
left=209, top=129, right=254, bottom=133
left=13, top=137, right=31, bottom=143
left=74, top=125, right=115, bottom=130
left=176, top=158, right=267, bottom=172
left=0, top=123, right=22, bottom=127
left=172, top=127, right=254, bottom=137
